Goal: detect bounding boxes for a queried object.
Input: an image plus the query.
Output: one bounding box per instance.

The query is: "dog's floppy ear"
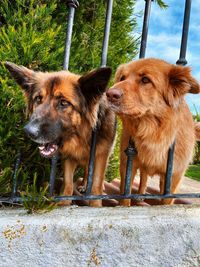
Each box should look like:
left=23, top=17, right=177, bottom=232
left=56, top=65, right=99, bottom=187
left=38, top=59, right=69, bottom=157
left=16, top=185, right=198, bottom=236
left=78, top=67, right=112, bottom=103
left=114, top=64, right=125, bottom=83
left=165, top=65, right=199, bottom=106
left=4, top=62, right=35, bottom=95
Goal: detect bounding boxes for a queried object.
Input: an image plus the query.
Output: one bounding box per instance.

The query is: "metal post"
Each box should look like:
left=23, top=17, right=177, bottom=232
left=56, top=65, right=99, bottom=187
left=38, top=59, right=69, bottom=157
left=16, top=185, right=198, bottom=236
left=11, top=151, right=21, bottom=200
left=164, top=0, right=191, bottom=196
left=85, top=129, right=97, bottom=195
left=63, top=0, right=79, bottom=70
left=49, top=0, right=79, bottom=195
left=101, top=0, right=113, bottom=67
left=124, top=141, right=138, bottom=195
left=124, top=0, right=153, bottom=194
left=49, top=155, right=58, bottom=196
left=86, top=0, right=113, bottom=195
left=164, top=141, right=175, bottom=195
left=176, top=0, right=192, bottom=65
left=139, top=0, right=153, bottom=59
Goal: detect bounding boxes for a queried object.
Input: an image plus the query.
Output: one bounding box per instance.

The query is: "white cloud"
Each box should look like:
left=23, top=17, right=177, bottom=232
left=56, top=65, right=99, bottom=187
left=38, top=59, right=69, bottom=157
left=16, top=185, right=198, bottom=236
left=146, top=33, right=182, bottom=61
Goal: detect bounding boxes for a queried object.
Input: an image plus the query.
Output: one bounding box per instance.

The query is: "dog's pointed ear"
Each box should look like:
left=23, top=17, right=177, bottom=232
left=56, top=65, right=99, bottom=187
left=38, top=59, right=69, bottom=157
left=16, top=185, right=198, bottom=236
left=4, top=62, right=35, bottom=93
left=166, top=65, right=199, bottom=106
left=78, top=67, right=112, bottom=103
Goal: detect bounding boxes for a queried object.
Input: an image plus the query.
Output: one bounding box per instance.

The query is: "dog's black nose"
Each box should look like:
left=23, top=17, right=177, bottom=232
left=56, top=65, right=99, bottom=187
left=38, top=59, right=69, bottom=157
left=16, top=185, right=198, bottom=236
left=24, top=123, right=39, bottom=140
left=106, top=88, right=123, bottom=102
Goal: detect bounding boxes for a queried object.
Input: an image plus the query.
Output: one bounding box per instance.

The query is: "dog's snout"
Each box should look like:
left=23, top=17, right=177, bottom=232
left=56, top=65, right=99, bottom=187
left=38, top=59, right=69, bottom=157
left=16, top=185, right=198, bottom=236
left=24, top=123, right=39, bottom=140
left=106, top=88, right=123, bottom=102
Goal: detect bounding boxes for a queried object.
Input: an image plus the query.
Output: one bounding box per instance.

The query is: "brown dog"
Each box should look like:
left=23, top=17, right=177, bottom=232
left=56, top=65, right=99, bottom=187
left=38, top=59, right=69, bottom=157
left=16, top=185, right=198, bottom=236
left=5, top=62, right=116, bottom=207
left=107, top=58, right=199, bottom=205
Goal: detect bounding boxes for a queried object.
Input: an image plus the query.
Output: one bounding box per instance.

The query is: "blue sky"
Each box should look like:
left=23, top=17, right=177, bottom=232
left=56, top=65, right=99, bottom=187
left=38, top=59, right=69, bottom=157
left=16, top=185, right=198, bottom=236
left=134, top=0, right=200, bottom=114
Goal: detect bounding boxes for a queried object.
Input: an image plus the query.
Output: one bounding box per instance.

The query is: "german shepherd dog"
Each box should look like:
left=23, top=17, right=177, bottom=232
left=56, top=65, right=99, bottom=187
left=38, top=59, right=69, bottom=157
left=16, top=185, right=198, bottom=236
left=5, top=62, right=116, bottom=207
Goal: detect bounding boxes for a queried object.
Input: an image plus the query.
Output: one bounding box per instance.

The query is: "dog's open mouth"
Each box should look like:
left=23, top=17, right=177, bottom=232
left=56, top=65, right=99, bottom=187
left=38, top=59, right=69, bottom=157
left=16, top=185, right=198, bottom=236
left=38, top=142, right=59, bottom=158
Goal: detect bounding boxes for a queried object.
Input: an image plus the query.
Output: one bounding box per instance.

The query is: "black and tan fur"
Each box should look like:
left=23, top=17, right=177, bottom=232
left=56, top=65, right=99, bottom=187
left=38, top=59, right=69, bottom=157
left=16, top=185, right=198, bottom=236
left=5, top=62, right=116, bottom=207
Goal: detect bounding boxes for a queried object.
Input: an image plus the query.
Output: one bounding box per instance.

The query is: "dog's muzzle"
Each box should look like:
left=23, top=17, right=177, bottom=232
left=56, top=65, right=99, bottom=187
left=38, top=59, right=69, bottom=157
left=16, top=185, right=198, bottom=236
left=24, top=123, right=40, bottom=140
left=106, top=88, right=123, bottom=104
left=24, top=120, right=61, bottom=158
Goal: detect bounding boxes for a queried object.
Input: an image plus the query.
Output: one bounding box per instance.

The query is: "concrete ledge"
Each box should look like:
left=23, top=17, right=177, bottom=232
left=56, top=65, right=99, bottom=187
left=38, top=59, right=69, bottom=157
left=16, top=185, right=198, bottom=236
left=0, top=205, right=200, bottom=267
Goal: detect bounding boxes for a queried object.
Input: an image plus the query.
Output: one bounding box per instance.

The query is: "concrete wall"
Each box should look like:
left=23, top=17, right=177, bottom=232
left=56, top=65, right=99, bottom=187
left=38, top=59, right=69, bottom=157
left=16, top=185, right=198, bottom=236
left=0, top=205, right=200, bottom=267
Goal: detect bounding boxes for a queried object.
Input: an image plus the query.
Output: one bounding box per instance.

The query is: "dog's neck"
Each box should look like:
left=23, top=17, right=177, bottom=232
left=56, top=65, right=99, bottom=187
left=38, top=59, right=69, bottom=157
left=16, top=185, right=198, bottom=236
left=121, top=109, right=178, bottom=148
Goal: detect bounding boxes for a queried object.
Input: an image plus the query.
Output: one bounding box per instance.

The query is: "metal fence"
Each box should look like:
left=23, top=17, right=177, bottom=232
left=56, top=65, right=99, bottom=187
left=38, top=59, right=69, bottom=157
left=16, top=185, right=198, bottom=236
left=1, top=0, right=200, bottom=205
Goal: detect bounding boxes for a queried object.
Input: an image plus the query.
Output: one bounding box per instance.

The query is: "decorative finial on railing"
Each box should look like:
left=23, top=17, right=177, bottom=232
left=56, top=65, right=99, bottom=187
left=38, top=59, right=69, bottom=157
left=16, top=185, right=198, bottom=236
left=125, top=140, right=138, bottom=158
left=67, top=0, right=79, bottom=8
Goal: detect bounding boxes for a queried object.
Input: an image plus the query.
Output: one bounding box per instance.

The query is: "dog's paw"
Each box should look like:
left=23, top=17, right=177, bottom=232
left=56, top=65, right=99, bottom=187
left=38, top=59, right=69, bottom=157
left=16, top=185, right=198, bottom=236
left=77, top=185, right=86, bottom=194
left=57, top=200, right=72, bottom=206
left=119, top=199, right=131, bottom=207
left=89, top=199, right=102, bottom=207
left=75, top=177, right=87, bottom=194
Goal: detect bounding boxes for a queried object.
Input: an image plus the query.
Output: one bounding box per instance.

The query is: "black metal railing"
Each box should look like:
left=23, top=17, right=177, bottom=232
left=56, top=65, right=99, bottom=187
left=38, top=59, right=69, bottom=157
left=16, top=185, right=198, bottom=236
left=1, top=0, right=200, bottom=205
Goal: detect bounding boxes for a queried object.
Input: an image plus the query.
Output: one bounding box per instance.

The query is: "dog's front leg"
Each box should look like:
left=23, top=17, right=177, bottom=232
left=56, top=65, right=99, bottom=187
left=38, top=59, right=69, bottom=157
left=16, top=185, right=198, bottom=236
left=160, top=172, right=182, bottom=205
left=138, top=169, right=148, bottom=194
left=119, top=163, right=137, bottom=207
left=89, top=153, right=109, bottom=207
left=59, top=159, right=77, bottom=206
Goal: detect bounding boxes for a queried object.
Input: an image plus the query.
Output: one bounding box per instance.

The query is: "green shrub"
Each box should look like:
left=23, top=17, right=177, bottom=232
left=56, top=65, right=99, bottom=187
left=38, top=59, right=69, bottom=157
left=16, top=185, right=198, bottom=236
left=21, top=174, right=56, bottom=214
left=193, top=109, right=200, bottom=164
left=186, top=165, right=200, bottom=181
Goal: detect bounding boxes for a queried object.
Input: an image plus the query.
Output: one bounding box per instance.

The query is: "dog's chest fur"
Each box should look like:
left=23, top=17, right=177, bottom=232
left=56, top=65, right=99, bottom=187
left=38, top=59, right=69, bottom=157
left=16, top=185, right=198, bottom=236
left=122, top=104, right=195, bottom=176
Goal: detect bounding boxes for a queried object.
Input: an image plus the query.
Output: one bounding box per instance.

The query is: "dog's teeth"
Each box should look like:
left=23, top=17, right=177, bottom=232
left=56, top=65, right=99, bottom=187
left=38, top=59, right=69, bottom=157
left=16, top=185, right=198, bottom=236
left=43, top=151, right=50, bottom=156
left=39, top=146, right=45, bottom=150
left=50, top=148, right=55, bottom=152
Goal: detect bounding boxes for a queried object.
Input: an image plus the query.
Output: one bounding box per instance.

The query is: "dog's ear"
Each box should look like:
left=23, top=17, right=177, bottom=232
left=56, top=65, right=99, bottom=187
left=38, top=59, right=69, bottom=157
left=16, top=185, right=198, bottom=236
left=78, top=67, right=112, bottom=103
left=165, top=65, right=199, bottom=106
left=114, top=64, right=125, bottom=83
left=4, top=62, right=35, bottom=95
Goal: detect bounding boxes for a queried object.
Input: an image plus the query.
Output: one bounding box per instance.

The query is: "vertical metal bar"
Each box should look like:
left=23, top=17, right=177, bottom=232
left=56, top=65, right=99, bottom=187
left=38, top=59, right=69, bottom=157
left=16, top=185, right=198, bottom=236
left=124, top=0, right=153, bottom=195
left=164, top=141, right=175, bottom=195
left=49, top=155, right=58, bottom=196
left=164, top=0, right=192, bottom=195
left=86, top=0, right=113, bottom=195
left=124, top=141, right=138, bottom=195
left=139, top=0, right=153, bottom=58
left=63, top=0, right=79, bottom=70
left=11, top=151, right=21, bottom=199
left=85, top=129, right=97, bottom=195
left=49, top=1, right=79, bottom=196
left=101, top=0, right=113, bottom=67
left=164, top=0, right=191, bottom=196
left=176, top=0, right=192, bottom=65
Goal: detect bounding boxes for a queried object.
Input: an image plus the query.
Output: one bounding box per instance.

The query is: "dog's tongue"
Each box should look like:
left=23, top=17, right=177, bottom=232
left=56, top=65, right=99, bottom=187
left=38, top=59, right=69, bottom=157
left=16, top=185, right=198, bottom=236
left=38, top=143, right=58, bottom=158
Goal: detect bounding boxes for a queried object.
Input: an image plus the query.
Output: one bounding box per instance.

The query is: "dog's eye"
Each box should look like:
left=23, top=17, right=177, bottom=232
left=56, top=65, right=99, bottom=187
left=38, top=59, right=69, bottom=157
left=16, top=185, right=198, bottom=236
left=141, top=76, right=151, bottom=84
left=120, top=75, right=126, bottom=81
left=34, top=95, right=42, bottom=104
left=59, top=99, right=70, bottom=108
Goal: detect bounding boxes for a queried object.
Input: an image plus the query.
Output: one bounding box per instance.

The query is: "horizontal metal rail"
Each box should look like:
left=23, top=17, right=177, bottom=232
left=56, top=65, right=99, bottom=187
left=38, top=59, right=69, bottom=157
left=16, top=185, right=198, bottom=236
left=1, top=193, right=200, bottom=205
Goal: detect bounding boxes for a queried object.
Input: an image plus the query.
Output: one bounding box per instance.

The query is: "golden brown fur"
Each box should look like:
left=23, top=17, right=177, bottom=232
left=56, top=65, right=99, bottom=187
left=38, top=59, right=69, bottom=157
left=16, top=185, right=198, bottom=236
left=5, top=62, right=116, bottom=207
left=107, top=58, right=200, bottom=205
left=195, top=122, right=200, bottom=141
